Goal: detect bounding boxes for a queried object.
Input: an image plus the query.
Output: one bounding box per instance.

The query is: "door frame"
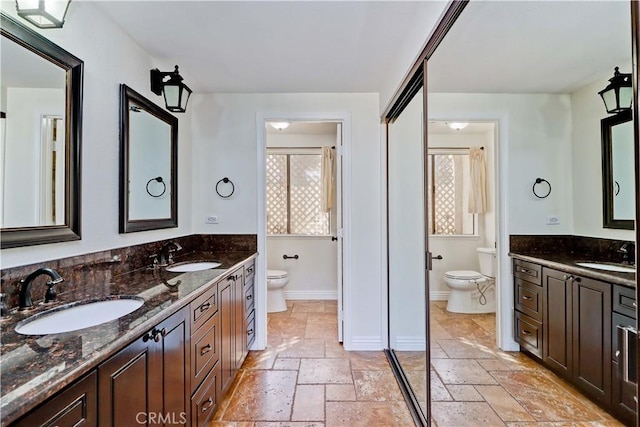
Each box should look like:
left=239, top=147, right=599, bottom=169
left=255, top=112, right=352, bottom=350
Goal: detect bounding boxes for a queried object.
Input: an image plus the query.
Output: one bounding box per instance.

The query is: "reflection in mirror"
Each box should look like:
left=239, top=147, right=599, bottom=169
left=387, top=87, right=428, bottom=421
left=120, top=85, right=177, bottom=233
left=0, top=12, right=83, bottom=248
left=602, top=110, right=634, bottom=229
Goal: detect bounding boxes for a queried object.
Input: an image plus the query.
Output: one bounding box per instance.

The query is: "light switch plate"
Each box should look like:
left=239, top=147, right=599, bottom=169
left=206, top=215, right=219, bottom=224
left=546, top=215, right=560, bottom=225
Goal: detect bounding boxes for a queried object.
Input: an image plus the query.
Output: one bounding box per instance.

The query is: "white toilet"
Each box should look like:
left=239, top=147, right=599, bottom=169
left=444, top=247, right=496, bottom=314
left=267, top=269, right=289, bottom=313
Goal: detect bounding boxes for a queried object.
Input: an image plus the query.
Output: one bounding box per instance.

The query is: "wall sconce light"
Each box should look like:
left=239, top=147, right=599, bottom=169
left=598, top=67, right=632, bottom=114
left=150, top=65, right=192, bottom=113
left=447, top=122, right=468, bottom=131
left=15, top=0, right=71, bottom=28
left=269, top=122, right=290, bottom=131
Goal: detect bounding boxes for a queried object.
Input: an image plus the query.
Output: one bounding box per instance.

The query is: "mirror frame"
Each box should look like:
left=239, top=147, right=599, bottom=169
left=0, top=12, right=83, bottom=249
left=601, top=109, right=634, bottom=230
left=119, top=84, right=178, bottom=233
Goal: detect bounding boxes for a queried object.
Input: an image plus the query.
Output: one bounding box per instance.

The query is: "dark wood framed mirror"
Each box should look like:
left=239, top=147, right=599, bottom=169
left=602, top=110, right=634, bottom=230
left=0, top=12, right=83, bottom=249
left=119, top=84, right=178, bottom=233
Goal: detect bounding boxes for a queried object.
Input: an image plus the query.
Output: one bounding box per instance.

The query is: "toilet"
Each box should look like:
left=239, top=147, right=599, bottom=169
left=444, top=247, right=496, bottom=314
left=267, top=269, right=289, bottom=313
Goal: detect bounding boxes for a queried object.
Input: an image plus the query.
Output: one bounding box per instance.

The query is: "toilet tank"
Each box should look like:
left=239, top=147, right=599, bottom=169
left=477, top=247, right=496, bottom=277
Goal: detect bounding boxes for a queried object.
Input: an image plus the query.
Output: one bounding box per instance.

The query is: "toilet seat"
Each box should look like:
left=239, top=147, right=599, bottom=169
left=445, top=270, right=483, bottom=280
left=267, top=269, right=288, bottom=279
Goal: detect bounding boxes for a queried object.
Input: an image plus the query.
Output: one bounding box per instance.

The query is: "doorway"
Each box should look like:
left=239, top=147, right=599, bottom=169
left=256, top=115, right=348, bottom=350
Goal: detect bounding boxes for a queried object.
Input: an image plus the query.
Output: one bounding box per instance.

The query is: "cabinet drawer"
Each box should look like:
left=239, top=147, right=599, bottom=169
left=245, top=261, right=255, bottom=284
left=515, top=278, right=542, bottom=321
left=245, top=283, right=255, bottom=315
left=190, top=283, right=218, bottom=333
left=191, top=363, right=220, bottom=427
left=515, top=312, right=542, bottom=358
left=247, top=309, right=256, bottom=348
left=191, top=312, right=219, bottom=391
left=513, top=259, right=541, bottom=285
left=13, top=371, right=97, bottom=427
left=613, top=285, right=636, bottom=319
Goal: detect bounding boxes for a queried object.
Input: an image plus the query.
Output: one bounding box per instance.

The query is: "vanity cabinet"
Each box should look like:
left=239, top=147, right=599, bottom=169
left=98, top=305, right=190, bottom=426
left=12, top=371, right=97, bottom=427
left=513, top=259, right=543, bottom=358
left=611, top=285, right=637, bottom=426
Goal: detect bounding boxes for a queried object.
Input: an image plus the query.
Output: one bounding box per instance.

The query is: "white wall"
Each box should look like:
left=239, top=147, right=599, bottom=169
left=3, top=88, right=64, bottom=228
left=428, top=131, right=496, bottom=299
left=571, top=78, right=635, bottom=241
left=0, top=2, right=193, bottom=268
left=266, top=131, right=338, bottom=299
left=191, top=92, right=382, bottom=349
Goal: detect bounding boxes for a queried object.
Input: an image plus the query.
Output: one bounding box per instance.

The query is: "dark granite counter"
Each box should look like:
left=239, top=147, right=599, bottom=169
left=509, top=251, right=635, bottom=288
left=0, top=250, right=256, bottom=426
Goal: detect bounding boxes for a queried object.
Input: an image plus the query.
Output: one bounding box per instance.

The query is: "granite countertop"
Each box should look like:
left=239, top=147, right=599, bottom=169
left=0, top=250, right=256, bottom=426
left=509, top=251, right=635, bottom=288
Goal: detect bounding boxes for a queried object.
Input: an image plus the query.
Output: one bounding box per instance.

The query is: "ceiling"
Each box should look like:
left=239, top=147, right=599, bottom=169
left=94, top=1, right=447, bottom=94
left=428, top=121, right=495, bottom=135
left=428, top=1, right=632, bottom=94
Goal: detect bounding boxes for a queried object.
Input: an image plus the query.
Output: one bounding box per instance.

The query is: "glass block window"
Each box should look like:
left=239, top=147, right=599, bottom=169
left=266, top=150, right=330, bottom=235
left=427, top=151, right=475, bottom=235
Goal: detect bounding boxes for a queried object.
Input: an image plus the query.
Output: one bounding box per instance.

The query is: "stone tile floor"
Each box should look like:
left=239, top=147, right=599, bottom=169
left=209, top=300, right=623, bottom=427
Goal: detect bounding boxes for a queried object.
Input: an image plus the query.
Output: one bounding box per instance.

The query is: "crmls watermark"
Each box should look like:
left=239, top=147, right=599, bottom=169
left=136, top=412, right=188, bottom=425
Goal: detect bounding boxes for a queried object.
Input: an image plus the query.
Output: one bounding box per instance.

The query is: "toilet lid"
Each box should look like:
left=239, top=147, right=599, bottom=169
left=445, top=270, right=483, bottom=280
left=267, top=269, right=287, bottom=279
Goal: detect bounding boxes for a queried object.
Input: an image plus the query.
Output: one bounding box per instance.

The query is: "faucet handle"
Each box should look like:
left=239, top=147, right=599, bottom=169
left=44, top=282, right=58, bottom=303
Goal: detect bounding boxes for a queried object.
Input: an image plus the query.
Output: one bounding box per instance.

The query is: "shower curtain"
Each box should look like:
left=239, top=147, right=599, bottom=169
left=468, top=147, right=487, bottom=213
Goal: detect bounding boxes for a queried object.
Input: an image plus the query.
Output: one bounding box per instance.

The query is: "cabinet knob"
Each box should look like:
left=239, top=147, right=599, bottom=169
left=200, top=344, right=212, bottom=356
left=247, top=328, right=254, bottom=335
left=200, top=302, right=211, bottom=313
left=246, top=294, right=253, bottom=300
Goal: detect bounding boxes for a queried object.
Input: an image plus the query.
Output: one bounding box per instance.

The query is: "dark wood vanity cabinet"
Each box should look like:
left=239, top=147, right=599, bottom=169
left=541, top=268, right=612, bottom=405
left=97, top=306, right=191, bottom=426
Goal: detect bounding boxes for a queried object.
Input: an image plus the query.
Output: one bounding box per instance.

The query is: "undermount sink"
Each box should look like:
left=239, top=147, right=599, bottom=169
left=575, top=262, right=636, bottom=274
left=15, top=297, right=144, bottom=335
left=165, top=261, right=221, bottom=273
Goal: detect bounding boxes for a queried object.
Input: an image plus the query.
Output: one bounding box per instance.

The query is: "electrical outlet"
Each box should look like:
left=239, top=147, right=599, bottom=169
left=546, top=215, right=560, bottom=225
left=206, top=215, right=219, bottom=224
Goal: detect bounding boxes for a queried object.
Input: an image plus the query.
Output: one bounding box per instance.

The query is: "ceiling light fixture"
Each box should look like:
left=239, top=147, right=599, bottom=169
left=448, top=122, right=469, bottom=131
left=598, top=67, right=632, bottom=114
left=269, top=122, right=290, bottom=131
left=150, top=65, right=192, bottom=113
left=15, top=0, right=71, bottom=29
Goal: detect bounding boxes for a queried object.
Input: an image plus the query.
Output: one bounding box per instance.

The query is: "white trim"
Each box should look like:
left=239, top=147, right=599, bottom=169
left=350, top=336, right=383, bottom=351
left=379, top=124, right=389, bottom=349
left=393, top=336, right=427, bottom=351
left=257, top=111, right=353, bottom=351
left=284, top=290, right=338, bottom=300
left=429, top=290, right=450, bottom=301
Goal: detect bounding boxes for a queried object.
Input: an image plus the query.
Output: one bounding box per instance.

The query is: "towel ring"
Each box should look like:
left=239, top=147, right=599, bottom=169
left=532, top=178, right=551, bottom=199
left=216, top=177, right=235, bottom=198
left=146, top=177, right=166, bottom=198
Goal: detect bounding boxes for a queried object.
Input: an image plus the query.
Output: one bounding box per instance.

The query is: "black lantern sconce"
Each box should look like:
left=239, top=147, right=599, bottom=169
left=15, top=0, right=71, bottom=28
left=150, top=65, right=192, bottom=113
left=598, top=67, right=632, bottom=114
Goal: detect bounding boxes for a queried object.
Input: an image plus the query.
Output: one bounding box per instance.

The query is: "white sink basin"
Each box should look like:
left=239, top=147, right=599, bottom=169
left=166, top=261, right=221, bottom=273
left=15, top=297, right=144, bottom=335
left=576, top=262, right=636, bottom=274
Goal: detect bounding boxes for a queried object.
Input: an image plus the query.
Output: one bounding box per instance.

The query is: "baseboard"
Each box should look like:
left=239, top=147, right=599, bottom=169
left=429, top=290, right=450, bottom=301
left=349, top=336, right=383, bottom=351
left=393, top=336, right=426, bottom=351
left=283, top=290, right=338, bottom=300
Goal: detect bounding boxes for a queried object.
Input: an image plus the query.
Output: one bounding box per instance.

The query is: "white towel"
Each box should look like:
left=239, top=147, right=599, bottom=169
left=321, top=147, right=334, bottom=212
left=468, top=147, right=487, bottom=213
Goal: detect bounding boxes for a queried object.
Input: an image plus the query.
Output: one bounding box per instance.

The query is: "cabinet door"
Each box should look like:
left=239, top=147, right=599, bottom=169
left=234, top=269, right=247, bottom=369
left=157, top=306, right=190, bottom=425
left=543, top=268, right=572, bottom=378
left=572, top=276, right=611, bottom=406
left=13, top=371, right=97, bottom=427
left=98, top=331, right=162, bottom=426
left=219, top=278, right=235, bottom=393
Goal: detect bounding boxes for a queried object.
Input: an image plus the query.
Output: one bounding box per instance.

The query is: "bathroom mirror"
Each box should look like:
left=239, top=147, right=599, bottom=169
left=602, top=110, right=634, bottom=230
left=119, top=84, right=177, bottom=233
left=0, top=12, right=83, bottom=249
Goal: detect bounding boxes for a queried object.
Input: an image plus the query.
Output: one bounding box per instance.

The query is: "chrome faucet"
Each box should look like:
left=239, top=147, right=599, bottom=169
left=158, top=241, right=183, bottom=265
left=18, top=268, right=64, bottom=310
left=618, top=242, right=636, bottom=265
